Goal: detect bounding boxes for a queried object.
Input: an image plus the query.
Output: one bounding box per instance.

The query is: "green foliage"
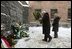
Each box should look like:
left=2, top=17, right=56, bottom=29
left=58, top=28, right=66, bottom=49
left=33, top=11, right=41, bottom=20
left=20, top=31, right=29, bottom=38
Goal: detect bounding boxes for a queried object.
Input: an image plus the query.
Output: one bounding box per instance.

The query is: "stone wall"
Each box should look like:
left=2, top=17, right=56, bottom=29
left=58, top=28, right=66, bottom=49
left=1, top=1, right=29, bottom=31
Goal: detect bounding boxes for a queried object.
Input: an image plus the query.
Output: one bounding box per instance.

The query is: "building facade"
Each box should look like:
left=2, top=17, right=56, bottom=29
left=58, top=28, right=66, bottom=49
left=28, top=1, right=71, bottom=26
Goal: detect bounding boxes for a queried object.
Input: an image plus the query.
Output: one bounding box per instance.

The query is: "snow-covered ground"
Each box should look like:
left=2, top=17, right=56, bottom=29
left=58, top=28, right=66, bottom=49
left=15, top=27, right=71, bottom=48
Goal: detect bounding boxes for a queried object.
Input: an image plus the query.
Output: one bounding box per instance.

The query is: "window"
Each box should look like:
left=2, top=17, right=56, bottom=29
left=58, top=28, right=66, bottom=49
left=68, top=8, right=71, bottom=19
left=51, top=9, right=58, bottom=18
left=35, top=9, right=41, bottom=13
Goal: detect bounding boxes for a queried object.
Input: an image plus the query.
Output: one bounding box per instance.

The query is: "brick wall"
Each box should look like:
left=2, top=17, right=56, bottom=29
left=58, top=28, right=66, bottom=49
left=28, top=1, right=71, bottom=24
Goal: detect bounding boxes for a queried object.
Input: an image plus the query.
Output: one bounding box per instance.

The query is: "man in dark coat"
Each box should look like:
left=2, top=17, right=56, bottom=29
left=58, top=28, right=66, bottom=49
left=52, top=16, right=61, bottom=38
left=42, top=12, right=52, bottom=42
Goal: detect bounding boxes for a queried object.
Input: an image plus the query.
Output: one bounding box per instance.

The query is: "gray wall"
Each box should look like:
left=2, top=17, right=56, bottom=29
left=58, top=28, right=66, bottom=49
left=1, top=1, right=29, bottom=30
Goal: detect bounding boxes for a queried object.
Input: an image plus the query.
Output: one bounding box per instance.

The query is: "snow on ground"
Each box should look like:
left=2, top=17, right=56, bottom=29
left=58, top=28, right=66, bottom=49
left=15, top=26, right=71, bottom=48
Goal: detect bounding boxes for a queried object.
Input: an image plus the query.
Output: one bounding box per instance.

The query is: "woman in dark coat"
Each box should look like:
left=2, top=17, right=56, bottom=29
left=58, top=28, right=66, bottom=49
left=42, top=12, right=52, bottom=42
left=52, top=16, right=61, bottom=38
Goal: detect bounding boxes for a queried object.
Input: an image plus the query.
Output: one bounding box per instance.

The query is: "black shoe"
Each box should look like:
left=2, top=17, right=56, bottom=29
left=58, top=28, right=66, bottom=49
left=48, top=37, right=52, bottom=42
left=54, top=37, right=58, bottom=38
left=42, top=39, right=47, bottom=42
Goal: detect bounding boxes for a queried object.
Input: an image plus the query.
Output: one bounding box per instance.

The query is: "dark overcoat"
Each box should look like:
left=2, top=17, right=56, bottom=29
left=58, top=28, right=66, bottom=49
left=42, top=13, right=50, bottom=34
left=52, top=16, right=60, bottom=32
